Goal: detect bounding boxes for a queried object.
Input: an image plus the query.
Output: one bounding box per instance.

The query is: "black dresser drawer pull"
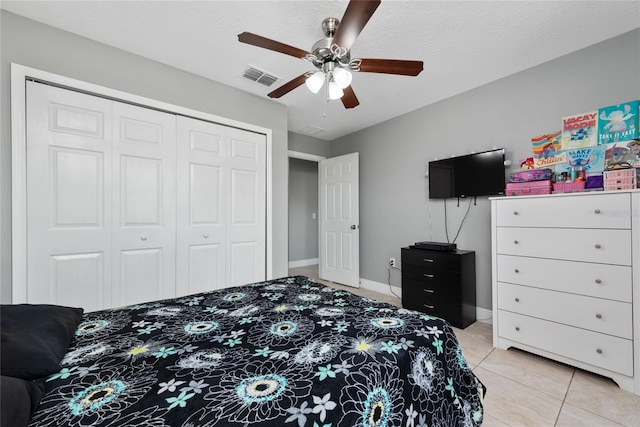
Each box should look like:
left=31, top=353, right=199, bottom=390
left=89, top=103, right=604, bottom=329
left=423, top=258, right=434, bottom=263
left=423, top=304, right=435, bottom=309
left=423, top=273, right=434, bottom=278
left=423, top=289, right=434, bottom=293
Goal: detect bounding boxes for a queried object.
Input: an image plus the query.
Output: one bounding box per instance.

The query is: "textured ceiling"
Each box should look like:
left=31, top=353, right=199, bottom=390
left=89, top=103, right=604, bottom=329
left=2, top=1, right=639, bottom=140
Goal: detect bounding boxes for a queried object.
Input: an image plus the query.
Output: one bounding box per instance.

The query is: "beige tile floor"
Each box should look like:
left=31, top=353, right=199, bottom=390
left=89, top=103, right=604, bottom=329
left=289, top=265, right=640, bottom=427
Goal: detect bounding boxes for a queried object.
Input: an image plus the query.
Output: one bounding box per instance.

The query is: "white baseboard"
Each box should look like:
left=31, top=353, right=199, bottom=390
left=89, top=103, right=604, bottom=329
left=476, top=307, right=493, bottom=324
left=359, top=278, right=402, bottom=299
left=288, top=258, right=319, bottom=268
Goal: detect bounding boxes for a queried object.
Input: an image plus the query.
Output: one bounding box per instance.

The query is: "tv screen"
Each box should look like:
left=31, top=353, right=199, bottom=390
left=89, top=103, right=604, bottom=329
left=428, top=149, right=506, bottom=199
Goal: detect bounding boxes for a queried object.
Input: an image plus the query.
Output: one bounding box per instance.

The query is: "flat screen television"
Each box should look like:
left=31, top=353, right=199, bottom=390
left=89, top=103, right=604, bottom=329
left=428, top=148, right=506, bottom=199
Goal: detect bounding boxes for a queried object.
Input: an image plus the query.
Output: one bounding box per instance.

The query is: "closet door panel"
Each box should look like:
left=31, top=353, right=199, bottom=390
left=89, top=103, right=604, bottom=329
left=227, top=128, right=266, bottom=285
left=26, top=82, right=112, bottom=312
left=112, top=102, right=176, bottom=306
left=176, top=117, right=227, bottom=296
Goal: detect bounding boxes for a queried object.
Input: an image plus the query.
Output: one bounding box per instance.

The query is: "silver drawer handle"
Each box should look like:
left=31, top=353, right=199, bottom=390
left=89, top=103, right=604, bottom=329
left=515, top=326, right=520, bottom=331
left=595, top=279, right=602, bottom=284
left=423, top=289, right=434, bottom=293
left=513, top=211, right=519, bottom=215
left=203, top=234, right=209, bottom=239
left=515, top=298, right=520, bottom=302
left=595, top=313, right=602, bottom=319
left=595, top=244, right=601, bottom=249
left=423, top=258, right=434, bottom=263
left=423, top=273, right=434, bottom=278
left=514, top=240, right=519, bottom=245
left=140, top=235, right=148, bottom=241
left=514, top=269, right=520, bottom=273
left=596, top=348, right=603, bottom=354
left=423, top=304, right=434, bottom=309
left=594, top=209, right=601, bottom=214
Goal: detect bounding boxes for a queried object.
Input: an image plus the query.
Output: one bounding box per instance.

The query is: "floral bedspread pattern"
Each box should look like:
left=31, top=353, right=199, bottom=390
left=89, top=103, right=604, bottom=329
left=30, top=276, right=485, bottom=427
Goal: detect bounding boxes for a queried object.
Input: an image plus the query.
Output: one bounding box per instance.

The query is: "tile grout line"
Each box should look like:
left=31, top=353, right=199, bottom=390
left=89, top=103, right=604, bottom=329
left=553, top=370, right=575, bottom=426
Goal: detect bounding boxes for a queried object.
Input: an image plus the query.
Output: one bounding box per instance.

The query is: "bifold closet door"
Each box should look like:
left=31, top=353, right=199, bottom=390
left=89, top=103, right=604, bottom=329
left=26, top=82, right=113, bottom=311
left=26, top=82, right=176, bottom=311
left=176, top=117, right=266, bottom=296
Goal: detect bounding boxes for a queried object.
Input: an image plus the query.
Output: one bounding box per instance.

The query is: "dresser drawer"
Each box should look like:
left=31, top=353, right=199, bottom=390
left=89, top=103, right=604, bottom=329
left=496, top=193, right=631, bottom=229
left=497, top=282, right=632, bottom=339
left=401, top=248, right=463, bottom=272
left=498, top=310, right=633, bottom=376
left=496, top=255, right=632, bottom=302
left=496, top=227, right=631, bottom=265
left=402, top=277, right=461, bottom=304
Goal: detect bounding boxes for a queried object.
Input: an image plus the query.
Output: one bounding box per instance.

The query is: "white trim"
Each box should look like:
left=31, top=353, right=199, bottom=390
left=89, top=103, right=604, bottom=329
left=360, top=278, right=402, bottom=299
left=10, top=63, right=275, bottom=301
left=288, top=150, right=326, bottom=162
left=288, top=258, right=319, bottom=268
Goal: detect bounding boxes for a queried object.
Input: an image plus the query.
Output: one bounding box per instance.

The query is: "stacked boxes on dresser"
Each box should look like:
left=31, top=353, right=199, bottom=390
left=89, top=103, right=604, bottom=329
left=604, top=169, right=636, bottom=191
left=505, top=169, right=552, bottom=196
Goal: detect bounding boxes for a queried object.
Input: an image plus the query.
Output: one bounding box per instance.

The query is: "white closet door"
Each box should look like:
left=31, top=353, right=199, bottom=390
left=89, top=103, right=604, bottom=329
left=176, top=118, right=266, bottom=293
left=26, top=82, right=113, bottom=312
left=176, top=117, right=227, bottom=295
left=227, top=127, right=266, bottom=286
left=112, top=102, right=177, bottom=306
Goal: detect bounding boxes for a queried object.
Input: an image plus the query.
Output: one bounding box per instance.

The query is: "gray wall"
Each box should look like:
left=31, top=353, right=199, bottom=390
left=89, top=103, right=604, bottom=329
left=289, top=131, right=332, bottom=158
left=331, top=29, right=640, bottom=310
left=288, top=158, right=319, bottom=263
left=0, top=11, right=290, bottom=303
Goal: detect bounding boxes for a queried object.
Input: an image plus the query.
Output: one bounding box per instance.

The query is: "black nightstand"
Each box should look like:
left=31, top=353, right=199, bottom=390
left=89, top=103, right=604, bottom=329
left=401, top=246, right=476, bottom=328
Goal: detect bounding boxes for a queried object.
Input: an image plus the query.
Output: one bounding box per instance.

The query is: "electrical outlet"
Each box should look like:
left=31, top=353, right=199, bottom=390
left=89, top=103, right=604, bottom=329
left=389, top=257, right=396, bottom=268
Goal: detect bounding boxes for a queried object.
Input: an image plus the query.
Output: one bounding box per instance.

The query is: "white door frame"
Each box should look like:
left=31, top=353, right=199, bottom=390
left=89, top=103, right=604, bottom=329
left=11, top=63, right=274, bottom=303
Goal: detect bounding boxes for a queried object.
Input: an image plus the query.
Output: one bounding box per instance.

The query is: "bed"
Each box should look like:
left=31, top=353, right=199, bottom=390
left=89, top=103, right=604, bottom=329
left=3, top=275, right=485, bottom=426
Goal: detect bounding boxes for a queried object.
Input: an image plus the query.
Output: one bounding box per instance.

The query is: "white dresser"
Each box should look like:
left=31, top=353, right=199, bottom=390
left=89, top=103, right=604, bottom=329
left=491, top=190, right=640, bottom=395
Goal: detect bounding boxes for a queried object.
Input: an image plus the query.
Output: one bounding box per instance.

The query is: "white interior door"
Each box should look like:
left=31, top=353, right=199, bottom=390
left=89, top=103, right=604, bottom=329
left=26, top=82, right=113, bottom=311
left=319, top=152, right=359, bottom=287
left=111, top=102, right=176, bottom=306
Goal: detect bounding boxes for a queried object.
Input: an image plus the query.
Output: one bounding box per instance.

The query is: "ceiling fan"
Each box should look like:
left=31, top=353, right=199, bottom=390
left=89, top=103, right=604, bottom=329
left=238, top=0, right=423, bottom=109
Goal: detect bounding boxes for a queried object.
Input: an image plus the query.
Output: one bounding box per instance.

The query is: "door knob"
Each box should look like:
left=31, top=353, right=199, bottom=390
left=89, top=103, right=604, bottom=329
left=350, top=225, right=357, bottom=230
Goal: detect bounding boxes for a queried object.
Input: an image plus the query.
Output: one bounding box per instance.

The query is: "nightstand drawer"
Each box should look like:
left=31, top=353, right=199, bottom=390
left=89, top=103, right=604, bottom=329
left=402, top=277, right=461, bottom=304
left=496, top=227, right=631, bottom=265
left=401, top=248, right=464, bottom=272
left=496, top=254, right=632, bottom=302
left=496, top=193, right=631, bottom=229
left=403, top=298, right=462, bottom=326
left=497, top=282, right=632, bottom=339
left=402, top=264, right=460, bottom=285
left=498, top=310, right=633, bottom=376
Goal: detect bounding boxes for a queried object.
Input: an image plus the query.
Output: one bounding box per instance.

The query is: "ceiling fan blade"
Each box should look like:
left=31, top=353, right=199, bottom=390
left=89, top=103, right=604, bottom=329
left=238, top=32, right=310, bottom=59
left=332, top=0, right=381, bottom=51
left=357, top=58, right=424, bottom=76
left=267, top=74, right=308, bottom=98
left=341, top=86, right=360, bottom=109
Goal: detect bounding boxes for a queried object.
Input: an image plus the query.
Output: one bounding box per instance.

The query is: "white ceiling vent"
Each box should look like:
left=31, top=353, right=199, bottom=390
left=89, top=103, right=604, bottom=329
left=242, top=65, right=278, bottom=87
left=299, top=125, right=325, bottom=136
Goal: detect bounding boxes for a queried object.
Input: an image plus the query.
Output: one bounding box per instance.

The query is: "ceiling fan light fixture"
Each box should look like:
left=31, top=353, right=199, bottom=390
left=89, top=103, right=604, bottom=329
left=332, top=66, right=352, bottom=89
left=328, top=80, right=344, bottom=100
left=305, top=71, right=325, bottom=94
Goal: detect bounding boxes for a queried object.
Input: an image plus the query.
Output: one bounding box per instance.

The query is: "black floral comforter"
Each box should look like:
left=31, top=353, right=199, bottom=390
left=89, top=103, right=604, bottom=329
left=30, top=276, right=485, bottom=426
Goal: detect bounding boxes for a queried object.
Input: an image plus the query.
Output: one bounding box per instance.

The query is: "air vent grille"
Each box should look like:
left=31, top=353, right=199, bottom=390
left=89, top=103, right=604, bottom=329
left=242, top=65, right=279, bottom=87
left=299, top=125, right=325, bottom=136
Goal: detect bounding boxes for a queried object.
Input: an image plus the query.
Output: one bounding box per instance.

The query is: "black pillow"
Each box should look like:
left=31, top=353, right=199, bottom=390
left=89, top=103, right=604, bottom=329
left=1, top=304, right=84, bottom=380
left=0, top=376, right=44, bottom=427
